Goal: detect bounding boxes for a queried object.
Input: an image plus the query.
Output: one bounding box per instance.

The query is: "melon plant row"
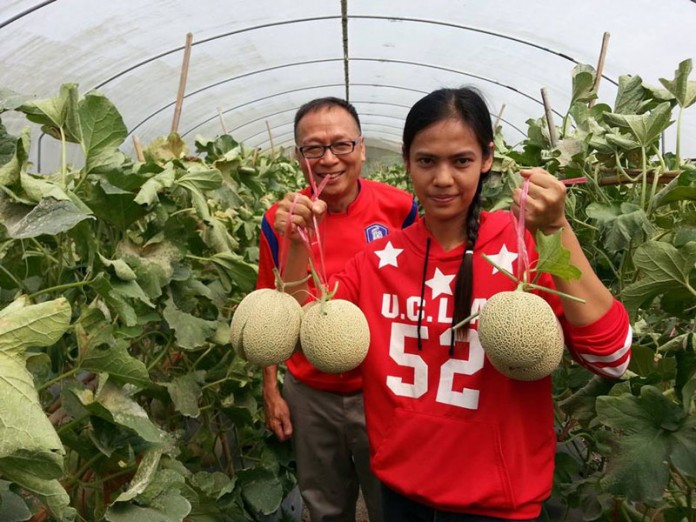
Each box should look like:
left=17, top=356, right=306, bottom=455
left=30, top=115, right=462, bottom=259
left=0, top=83, right=305, bottom=521
left=0, top=56, right=694, bottom=522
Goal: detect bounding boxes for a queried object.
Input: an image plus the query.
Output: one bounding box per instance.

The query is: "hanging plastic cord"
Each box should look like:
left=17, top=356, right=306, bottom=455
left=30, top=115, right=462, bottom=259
left=513, top=178, right=531, bottom=284
left=276, top=160, right=331, bottom=296
left=303, top=158, right=330, bottom=290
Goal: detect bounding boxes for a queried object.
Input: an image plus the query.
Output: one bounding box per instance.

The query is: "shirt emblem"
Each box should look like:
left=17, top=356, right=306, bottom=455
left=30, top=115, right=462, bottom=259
left=365, top=223, right=389, bottom=242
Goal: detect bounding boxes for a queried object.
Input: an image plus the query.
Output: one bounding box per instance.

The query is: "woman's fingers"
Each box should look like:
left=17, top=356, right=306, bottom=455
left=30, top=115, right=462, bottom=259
left=515, top=169, right=568, bottom=233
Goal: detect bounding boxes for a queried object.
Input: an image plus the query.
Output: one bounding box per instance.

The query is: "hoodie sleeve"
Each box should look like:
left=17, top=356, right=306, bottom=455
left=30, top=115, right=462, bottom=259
left=560, top=300, right=632, bottom=378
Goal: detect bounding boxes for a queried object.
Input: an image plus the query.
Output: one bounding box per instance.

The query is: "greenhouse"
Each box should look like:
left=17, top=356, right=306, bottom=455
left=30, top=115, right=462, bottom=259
left=0, top=0, right=695, bottom=521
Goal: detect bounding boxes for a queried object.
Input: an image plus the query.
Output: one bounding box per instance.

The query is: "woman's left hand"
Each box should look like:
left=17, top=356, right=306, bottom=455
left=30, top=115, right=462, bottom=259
left=511, top=168, right=569, bottom=235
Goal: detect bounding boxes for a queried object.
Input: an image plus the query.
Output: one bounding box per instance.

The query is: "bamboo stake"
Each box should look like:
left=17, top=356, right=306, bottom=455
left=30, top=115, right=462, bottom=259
left=171, top=32, right=194, bottom=134
left=266, top=120, right=276, bottom=158
left=589, top=32, right=610, bottom=108
left=132, top=135, right=145, bottom=162
left=217, top=107, right=228, bottom=134
left=540, top=88, right=558, bottom=147
left=494, top=103, right=506, bottom=131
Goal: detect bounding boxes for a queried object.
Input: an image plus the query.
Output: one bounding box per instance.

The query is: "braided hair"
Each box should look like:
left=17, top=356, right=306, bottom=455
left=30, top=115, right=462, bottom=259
left=402, top=87, right=494, bottom=335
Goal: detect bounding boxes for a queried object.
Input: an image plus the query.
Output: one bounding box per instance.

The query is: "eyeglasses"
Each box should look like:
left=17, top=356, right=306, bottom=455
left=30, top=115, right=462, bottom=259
left=297, top=138, right=362, bottom=159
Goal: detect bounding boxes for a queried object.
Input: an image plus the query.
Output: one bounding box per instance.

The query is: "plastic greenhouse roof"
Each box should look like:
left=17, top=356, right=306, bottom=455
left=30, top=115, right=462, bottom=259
left=2, top=0, right=696, bottom=170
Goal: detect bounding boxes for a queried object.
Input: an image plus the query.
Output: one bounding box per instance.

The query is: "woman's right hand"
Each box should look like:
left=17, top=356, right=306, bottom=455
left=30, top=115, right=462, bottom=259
left=274, top=192, right=327, bottom=241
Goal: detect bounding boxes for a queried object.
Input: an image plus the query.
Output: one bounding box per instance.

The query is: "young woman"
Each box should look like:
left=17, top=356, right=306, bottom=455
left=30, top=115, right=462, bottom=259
left=277, top=87, right=632, bottom=521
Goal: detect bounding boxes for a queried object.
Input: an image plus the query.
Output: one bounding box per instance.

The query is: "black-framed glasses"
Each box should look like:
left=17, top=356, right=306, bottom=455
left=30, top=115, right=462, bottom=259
left=297, top=138, right=362, bottom=159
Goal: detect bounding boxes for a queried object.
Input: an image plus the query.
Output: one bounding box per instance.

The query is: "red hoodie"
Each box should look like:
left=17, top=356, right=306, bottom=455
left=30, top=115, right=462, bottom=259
left=332, top=212, right=632, bottom=519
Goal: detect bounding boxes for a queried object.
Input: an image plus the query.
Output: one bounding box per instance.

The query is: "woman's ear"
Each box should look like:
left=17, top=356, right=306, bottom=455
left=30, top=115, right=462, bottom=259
left=482, top=141, right=494, bottom=173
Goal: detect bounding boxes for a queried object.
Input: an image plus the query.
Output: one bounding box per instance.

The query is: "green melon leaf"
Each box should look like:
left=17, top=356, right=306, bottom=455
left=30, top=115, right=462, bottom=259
left=162, top=300, right=218, bottom=350
left=0, top=296, right=71, bottom=357
left=604, top=102, right=673, bottom=148
left=0, top=196, right=93, bottom=239
left=77, top=91, right=128, bottom=174
left=0, top=125, right=29, bottom=188
left=622, top=241, right=696, bottom=311
left=81, top=339, right=150, bottom=388
left=0, top=480, right=32, bottom=522
left=238, top=468, right=283, bottom=516
left=18, top=83, right=81, bottom=143
left=163, top=371, right=205, bottom=418
left=659, top=58, right=696, bottom=109
left=534, top=228, right=582, bottom=281
left=596, top=386, right=696, bottom=501
left=0, top=469, right=76, bottom=522
left=0, top=351, right=65, bottom=480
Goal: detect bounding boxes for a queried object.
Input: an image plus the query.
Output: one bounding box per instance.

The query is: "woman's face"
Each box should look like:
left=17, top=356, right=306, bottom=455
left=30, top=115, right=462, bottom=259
left=405, top=118, right=493, bottom=227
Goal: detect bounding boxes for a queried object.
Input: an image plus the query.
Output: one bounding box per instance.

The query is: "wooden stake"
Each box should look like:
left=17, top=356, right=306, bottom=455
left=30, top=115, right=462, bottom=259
left=266, top=120, right=276, bottom=157
left=494, top=103, right=506, bottom=131
left=540, top=88, right=558, bottom=147
left=589, top=32, right=610, bottom=108
left=171, top=32, right=194, bottom=134
left=217, top=107, right=228, bottom=135
left=132, top=135, right=145, bottom=162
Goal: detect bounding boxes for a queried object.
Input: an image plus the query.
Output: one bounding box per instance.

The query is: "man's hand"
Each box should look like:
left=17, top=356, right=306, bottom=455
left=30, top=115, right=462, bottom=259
left=274, top=192, right=327, bottom=241
left=263, top=384, right=293, bottom=441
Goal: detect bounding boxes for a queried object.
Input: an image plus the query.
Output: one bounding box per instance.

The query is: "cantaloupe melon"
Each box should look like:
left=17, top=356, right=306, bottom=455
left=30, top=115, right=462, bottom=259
left=477, top=291, right=564, bottom=381
left=230, top=288, right=301, bottom=366
left=300, top=299, right=369, bottom=374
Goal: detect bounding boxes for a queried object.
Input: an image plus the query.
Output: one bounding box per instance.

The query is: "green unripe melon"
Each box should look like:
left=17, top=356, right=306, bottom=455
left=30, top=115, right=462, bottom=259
left=300, top=299, right=370, bottom=374
left=230, top=288, right=301, bottom=366
left=478, top=291, right=564, bottom=381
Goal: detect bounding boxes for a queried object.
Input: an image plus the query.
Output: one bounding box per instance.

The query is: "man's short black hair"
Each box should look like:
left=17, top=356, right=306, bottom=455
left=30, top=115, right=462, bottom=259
left=293, top=97, right=362, bottom=141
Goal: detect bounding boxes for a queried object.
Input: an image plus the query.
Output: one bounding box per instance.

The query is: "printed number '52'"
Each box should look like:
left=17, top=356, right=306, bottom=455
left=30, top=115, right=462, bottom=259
left=386, top=322, right=484, bottom=410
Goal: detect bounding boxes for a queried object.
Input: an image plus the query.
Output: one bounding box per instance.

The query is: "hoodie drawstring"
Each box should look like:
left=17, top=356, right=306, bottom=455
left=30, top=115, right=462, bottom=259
left=417, top=237, right=431, bottom=350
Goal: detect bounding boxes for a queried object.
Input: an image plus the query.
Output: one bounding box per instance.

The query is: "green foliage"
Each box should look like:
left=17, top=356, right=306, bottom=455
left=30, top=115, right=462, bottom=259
left=0, top=84, right=303, bottom=521
left=492, top=59, right=696, bottom=521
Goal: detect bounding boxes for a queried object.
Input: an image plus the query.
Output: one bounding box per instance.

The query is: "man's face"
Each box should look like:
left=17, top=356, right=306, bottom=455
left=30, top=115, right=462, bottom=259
left=295, top=107, right=366, bottom=211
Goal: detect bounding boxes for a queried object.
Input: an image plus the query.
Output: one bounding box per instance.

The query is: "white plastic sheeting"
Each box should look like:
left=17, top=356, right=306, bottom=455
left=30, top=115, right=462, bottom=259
left=1, top=0, right=695, bottom=169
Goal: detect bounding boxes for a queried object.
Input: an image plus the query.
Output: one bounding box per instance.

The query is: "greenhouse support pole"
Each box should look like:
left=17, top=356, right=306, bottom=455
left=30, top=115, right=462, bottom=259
left=494, top=103, right=506, bottom=131
left=172, top=32, right=194, bottom=134
left=589, top=32, right=610, bottom=108
left=540, top=88, right=558, bottom=147
left=132, top=135, right=145, bottom=162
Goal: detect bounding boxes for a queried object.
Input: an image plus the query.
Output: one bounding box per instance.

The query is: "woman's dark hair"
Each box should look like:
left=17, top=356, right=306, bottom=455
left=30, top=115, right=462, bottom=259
left=402, top=87, right=494, bottom=335
left=294, top=97, right=362, bottom=141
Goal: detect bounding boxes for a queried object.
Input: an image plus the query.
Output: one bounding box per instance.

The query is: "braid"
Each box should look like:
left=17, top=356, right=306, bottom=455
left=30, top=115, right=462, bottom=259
left=452, top=183, right=483, bottom=338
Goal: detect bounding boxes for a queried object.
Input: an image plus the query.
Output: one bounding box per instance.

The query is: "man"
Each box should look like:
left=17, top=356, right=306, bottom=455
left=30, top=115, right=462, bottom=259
left=256, top=97, right=418, bottom=522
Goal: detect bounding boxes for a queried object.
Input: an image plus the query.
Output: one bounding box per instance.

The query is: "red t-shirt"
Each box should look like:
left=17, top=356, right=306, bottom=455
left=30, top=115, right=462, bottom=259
left=256, top=178, right=418, bottom=392
left=332, top=213, right=632, bottom=518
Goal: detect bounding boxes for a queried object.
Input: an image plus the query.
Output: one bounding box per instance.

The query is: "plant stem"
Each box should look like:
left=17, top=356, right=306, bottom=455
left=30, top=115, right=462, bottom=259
left=676, top=106, right=683, bottom=165
left=0, top=262, right=26, bottom=291
left=451, top=311, right=480, bottom=332
left=60, top=126, right=67, bottom=187
left=38, top=366, right=81, bottom=392
left=522, top=282, right=587, bottom=303
left=28, top=277, right=97, bottom=300
left=640, top=146, right=648, bottom=211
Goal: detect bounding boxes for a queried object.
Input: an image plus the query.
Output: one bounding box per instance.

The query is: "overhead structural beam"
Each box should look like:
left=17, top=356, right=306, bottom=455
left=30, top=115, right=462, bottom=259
left=127, top=57, right=553, bottom=137
left=342, top=0, right=350, bottom=101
